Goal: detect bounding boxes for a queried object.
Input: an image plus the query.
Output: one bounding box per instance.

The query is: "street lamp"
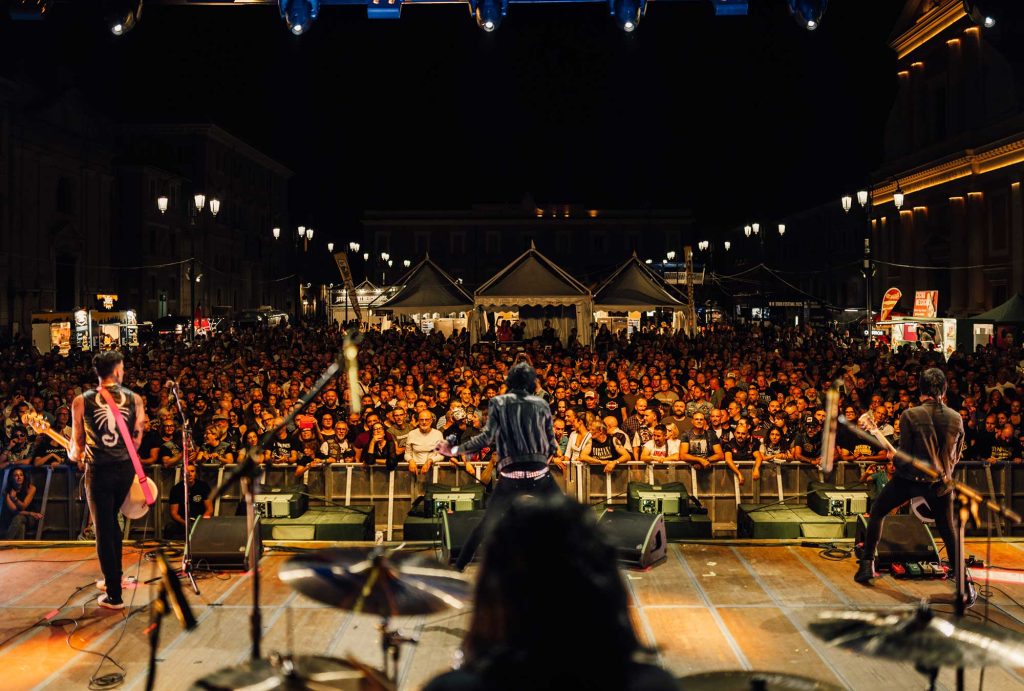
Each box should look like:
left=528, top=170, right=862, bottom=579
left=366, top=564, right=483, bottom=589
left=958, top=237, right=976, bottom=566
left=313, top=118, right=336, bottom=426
left=778, top=224, right=785, bottom=236
left=327, top=242, right=334, bottom=252
left=724, top=241, right=731, bottom=251
left=194, top=194, right=206, bottom=212
left=272, top=227, right=281, bottom=240
left=157, top=196, right=168, bottom=214
left=298, top=226, right=307, bottom=239
left=744, top=224, right=752, bottom=238
left=841, top=195, right=853, bottom=213
left=349, top=242, right=360, bottom=253
left=842, top=189, right=875, bottom=345
left=893, top=181, right=905, bottom=210
left=209, top=197, right=221, bottom=217
left=363, top=252, right=369, bottom=261
left=403, top=259, right=411, bottom=268
left=307, top=228, right=314, bottom=241
left=666, top=250, right=676, bottom=261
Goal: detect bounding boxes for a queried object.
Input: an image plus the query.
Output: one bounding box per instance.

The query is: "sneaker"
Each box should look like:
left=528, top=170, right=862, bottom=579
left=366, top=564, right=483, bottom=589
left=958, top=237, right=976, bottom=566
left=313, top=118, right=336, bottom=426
left=97, top=594, right=126, bottom=611
left=854, top=559, right=878, bottom=585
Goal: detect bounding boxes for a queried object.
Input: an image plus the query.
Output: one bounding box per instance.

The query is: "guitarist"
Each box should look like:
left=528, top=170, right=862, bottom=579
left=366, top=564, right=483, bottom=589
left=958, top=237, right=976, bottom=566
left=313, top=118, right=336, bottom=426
left=70, top=351, right=146, bottom=611
left=854, top=368, right=974, bottom=607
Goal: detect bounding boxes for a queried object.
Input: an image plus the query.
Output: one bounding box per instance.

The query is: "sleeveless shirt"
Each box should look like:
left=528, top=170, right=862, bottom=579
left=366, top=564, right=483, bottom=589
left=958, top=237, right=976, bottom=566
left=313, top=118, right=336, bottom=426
left=83, top=384, right=137, bottom=466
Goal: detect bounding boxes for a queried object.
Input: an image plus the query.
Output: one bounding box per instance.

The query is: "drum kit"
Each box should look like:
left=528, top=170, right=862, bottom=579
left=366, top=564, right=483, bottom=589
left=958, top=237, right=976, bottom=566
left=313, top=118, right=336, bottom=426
left=188, top=546, right=473, bottom=690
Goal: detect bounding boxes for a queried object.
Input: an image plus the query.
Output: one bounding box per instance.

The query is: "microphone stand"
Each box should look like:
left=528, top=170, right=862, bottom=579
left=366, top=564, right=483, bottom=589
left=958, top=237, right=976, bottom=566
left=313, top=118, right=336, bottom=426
left=209, top=342, right=349, bottom=661
left=169, top=379, right=199, bottom=595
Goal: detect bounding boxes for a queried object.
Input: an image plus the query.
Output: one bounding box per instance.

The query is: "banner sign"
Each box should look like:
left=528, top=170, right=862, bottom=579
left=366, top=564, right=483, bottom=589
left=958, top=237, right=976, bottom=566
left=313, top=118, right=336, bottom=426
left=880, top=288, right=902, bottom=322
left=913, top=290, right=938, bottom=318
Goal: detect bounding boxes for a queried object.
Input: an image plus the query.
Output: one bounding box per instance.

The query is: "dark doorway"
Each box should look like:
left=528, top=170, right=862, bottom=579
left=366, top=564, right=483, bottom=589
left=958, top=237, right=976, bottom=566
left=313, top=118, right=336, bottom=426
left=55, top=253, right=77, bottom=311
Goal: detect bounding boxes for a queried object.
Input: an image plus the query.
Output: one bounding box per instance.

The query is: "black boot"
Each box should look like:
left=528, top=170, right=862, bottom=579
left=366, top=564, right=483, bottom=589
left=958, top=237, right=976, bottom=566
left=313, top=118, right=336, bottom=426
left=854, top=559, right=877, bottom=584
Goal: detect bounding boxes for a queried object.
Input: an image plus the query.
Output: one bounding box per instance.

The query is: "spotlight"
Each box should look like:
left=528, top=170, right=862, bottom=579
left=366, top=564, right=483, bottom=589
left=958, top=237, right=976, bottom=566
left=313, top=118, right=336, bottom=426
left=786, top=0, right=828, bottom=31
left=105, top=0, right=143, bottom=37
left=963, top=1, right=996, bottom=28
left=609, top=0, right=645, bottom=32
left=280, top=0, right=319, bottom=35
left=470, top=0, right=506, bottom=32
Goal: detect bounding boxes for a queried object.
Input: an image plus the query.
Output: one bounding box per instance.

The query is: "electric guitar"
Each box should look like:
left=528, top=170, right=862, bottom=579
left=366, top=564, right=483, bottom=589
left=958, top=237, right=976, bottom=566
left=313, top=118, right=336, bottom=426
left=22, top=411, right=157, bottom=519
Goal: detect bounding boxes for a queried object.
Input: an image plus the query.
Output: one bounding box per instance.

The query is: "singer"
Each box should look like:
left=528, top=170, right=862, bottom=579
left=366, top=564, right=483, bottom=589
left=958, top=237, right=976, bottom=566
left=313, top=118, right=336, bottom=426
left=854, top=368, right=975, bottom=607
left=435, top=357, right=561, bottom=571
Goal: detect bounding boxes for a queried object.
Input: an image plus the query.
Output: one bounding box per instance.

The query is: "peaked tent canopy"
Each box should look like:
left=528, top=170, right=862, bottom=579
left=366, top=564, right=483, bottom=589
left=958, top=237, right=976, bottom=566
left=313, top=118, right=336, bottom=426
left=473, top=242, right=593, bottom=346
left=970, top=293, right=1024, bottom=324
left=594, top=254, right=686, bottom=310
left=376, top=256, right=473, bottom=315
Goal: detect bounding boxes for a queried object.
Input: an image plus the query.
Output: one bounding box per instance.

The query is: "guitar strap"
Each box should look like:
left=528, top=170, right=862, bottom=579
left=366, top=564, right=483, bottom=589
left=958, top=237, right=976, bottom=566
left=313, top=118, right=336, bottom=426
left=98, top=386, right=156, bottom=506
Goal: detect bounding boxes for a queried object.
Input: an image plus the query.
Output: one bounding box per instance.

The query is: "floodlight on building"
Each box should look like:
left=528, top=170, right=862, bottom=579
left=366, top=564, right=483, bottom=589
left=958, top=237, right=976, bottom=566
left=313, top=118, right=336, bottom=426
left=280, top=0, right=319, bottom=35
left=786, top=0, right=828, bottom=31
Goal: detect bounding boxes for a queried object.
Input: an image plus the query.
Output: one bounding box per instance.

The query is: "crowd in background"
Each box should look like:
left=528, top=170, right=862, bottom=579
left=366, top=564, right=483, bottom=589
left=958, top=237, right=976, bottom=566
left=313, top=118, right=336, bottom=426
left=1, top=320, right=1023, bottom=537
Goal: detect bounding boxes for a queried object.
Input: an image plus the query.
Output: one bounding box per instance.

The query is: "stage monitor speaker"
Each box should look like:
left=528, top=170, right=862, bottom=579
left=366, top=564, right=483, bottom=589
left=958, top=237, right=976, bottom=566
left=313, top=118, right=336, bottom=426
left=190, top=516, right=259, bottom=570
left=598, top=509, right=667, bottom=569
left=855, top=514, right=938, bottom=568
left=440, top=510, right=487, bottom=565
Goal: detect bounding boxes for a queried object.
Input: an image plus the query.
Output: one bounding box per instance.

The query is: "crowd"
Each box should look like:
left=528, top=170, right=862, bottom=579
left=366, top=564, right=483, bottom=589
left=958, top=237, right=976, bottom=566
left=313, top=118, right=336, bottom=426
left=1, top=319, right=1023, bottom=534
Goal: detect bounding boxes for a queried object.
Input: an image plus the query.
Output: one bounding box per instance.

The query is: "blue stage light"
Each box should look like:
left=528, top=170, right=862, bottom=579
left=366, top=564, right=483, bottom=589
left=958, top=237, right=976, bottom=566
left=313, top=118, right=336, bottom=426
left=609, top=0, right=645, bottom=32
left=786, top=0, right=828, bottom=31
left=279, top=0, right=320, bottom=35
left=470, top=0, right=506, bottom=32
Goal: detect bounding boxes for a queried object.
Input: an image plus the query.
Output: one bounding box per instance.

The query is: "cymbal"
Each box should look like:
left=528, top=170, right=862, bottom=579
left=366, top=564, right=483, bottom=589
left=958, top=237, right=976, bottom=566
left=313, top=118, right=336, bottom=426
left=809, top=605, right=1024, bottom=669
left=190, top=654, right=391, bottom=690
left=677, top=671, right=843, bottom=691
left=279, top=548, right=472, bottom=617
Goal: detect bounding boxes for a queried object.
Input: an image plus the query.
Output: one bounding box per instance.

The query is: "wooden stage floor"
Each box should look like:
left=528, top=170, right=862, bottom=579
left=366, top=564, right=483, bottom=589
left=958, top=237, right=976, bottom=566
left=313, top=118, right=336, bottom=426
left=4, top=540, right=1024, bottom=690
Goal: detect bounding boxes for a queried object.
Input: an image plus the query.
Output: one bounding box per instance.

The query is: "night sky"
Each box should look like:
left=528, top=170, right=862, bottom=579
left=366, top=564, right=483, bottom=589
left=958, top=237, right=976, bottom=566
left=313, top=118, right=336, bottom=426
left=0, top=0, right=902, bottom=235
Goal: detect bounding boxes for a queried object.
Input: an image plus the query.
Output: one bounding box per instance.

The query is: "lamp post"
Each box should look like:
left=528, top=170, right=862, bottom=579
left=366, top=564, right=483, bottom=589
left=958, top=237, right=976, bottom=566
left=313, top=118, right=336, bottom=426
left=380, top=251, right=390, bottom=285
left=165, top=191, right=221, bottom=342
left=841, top=186, right=897, bottom=345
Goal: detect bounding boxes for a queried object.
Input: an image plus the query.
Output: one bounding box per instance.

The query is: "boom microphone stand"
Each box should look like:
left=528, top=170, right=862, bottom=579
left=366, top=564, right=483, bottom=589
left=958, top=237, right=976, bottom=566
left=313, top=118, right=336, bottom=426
left=209, top=335, right=351, bottom=660
left=168, top=379, right=200, bottom=595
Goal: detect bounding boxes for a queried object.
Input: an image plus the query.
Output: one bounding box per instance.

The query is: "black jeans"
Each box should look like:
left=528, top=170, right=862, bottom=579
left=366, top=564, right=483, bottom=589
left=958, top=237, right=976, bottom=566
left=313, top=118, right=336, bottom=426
left=862, top=474, right=959, bottom=580
left=85, top=463, right=135, bottom=602
left=455, top=473, right=562, bottom=571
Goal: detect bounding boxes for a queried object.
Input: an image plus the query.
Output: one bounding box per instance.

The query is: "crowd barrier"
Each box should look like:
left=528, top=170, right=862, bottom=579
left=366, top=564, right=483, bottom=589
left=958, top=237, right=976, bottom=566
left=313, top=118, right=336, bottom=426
left=3, top=459, right=1024, bottom=541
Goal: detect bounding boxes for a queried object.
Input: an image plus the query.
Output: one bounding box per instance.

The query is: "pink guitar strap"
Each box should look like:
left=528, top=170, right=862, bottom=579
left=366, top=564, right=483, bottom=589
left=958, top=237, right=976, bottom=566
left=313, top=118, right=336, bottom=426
left=97, top=386, right=156, bottom=506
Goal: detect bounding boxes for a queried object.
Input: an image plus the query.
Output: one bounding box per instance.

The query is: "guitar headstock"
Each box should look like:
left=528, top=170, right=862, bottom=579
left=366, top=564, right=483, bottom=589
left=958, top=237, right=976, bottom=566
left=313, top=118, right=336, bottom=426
left=21, top=411, right=50, bottom=434
left=858, top=411, right=879, bottom=433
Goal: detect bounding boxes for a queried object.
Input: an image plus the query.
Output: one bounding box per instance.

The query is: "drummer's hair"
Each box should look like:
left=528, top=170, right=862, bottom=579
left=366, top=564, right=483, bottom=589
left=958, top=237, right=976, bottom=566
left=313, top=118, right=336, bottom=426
left=463, top=494, right=647, bottom=684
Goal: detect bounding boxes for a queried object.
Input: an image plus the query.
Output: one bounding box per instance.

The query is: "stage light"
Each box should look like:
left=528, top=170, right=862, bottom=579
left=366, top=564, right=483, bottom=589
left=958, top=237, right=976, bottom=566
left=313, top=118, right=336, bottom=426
left=471, top=0, right=506, bottom=32
left=609, top=0, right=645, bottom=32
left=786, top=0, right=828, bottom=31
left=105, top=0, right=142, bottom=36
left=280, top=0, right=319, bottom=35
left=963, top=1, right=996, bottom=28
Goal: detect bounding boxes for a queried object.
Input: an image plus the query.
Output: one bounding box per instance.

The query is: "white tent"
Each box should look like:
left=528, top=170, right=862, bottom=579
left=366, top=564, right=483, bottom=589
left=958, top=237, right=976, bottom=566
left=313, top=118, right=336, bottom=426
left=473, top=242, right=593, bottom=347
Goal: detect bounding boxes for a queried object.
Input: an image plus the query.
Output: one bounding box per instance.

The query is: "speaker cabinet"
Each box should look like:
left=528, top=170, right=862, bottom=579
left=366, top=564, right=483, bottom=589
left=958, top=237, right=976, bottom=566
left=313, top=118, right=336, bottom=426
left=855, top=514, right=939, bottom=568
left=190, top=516, right=260, bottom=570
left=598, top=509, right=667, bottom=569
left=440, top=510, right=487, bottom=565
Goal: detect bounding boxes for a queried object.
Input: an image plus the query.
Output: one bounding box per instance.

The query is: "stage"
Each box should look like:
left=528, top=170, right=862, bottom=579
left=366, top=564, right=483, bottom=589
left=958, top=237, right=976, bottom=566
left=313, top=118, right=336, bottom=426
left=3, top=540, right=1024, bottom=690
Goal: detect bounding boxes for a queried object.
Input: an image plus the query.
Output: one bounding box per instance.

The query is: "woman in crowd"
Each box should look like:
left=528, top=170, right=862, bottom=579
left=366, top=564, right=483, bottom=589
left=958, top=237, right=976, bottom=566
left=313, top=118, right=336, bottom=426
left=424, top=495, right=677, bottom=691
left=2, top=467, right=41, bottom=539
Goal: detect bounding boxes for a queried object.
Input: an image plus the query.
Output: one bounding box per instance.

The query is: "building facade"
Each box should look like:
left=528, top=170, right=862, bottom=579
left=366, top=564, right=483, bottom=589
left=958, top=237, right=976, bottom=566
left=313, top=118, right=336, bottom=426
left=869, top=0, right=1024, bottom=316
left=0, top=81, right=118, bottom=337
left=359, top=199, right=694, bottom=290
